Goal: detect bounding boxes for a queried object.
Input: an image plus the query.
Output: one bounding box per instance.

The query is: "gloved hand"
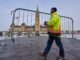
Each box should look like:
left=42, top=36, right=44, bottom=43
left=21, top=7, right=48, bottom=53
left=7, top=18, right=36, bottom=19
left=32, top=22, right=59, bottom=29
left=44, top=21, right=47, bottom=25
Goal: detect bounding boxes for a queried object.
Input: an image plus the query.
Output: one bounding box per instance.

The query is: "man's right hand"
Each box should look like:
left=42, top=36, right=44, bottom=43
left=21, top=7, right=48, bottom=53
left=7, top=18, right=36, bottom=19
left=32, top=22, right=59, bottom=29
left=44, top=21, right=48, bottom=25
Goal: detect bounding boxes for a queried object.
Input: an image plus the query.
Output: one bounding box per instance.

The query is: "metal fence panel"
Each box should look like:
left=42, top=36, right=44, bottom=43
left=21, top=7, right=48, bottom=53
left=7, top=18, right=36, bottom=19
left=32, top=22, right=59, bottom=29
left=11, top=8, right=74, bottom=38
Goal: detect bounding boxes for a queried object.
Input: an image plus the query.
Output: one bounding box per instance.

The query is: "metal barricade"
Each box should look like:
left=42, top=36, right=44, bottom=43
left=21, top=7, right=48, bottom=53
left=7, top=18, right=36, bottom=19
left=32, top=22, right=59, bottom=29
left=11, top=8, right=74, bottom=39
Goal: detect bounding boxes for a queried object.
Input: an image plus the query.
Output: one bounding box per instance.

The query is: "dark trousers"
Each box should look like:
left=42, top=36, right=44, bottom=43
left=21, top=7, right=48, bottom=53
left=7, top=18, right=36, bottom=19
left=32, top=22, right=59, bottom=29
left=43, top=34, right=65, bottom=57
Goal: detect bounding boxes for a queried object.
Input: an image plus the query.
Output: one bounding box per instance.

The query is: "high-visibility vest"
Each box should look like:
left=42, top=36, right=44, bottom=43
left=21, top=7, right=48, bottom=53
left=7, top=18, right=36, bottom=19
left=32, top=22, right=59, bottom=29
left=47, top=12, right=61, bottom=36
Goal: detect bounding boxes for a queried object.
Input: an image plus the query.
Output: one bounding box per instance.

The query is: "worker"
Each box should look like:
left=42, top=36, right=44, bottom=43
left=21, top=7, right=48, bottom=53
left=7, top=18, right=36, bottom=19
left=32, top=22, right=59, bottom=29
left=39, top=7, right=65, bottom=60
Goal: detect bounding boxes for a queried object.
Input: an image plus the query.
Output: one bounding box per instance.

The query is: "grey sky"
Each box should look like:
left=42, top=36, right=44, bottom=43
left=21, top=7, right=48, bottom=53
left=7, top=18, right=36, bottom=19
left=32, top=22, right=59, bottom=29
left=0, top=0, right=80, bottom=31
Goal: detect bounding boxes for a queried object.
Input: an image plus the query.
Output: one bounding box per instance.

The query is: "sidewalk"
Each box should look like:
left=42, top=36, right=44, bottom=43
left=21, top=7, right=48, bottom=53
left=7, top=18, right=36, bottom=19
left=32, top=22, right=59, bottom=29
left=0, top=36, right=80, bottom=60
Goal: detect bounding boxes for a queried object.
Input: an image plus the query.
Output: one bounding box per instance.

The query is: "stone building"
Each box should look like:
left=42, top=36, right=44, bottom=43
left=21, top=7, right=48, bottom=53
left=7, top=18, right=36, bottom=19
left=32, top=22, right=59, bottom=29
left=9, top=7, right=47, bottom=33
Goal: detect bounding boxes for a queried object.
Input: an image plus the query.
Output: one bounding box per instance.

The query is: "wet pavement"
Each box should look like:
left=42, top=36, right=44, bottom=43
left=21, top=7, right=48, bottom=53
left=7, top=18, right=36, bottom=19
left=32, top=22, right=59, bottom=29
left=0, top=36, right=80, bottom=60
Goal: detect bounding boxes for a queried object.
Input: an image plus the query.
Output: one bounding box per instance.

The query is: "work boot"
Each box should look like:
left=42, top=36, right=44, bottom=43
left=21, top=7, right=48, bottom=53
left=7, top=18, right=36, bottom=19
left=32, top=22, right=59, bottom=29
left=39, top=52, right=47, bottom=60
left=56, top=56, right=65, bottom=60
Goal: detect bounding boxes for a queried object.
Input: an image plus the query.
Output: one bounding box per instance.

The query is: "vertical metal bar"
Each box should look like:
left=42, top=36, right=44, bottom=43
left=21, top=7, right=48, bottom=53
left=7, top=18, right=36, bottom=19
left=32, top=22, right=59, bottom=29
left=68, top=19, right=70, bottom=38
left=44, top=14, right=46, bottom=21
left=12, top=11, right=15, bottom=25
left=67, top=19, right=69, bottom=38
left=27, top=11, right=29, bottom=25
left=11, top=10, right=16, bottom=42
left=41, top=13, right=43, bottom=25
left=63, top=18, right=65, bottom=37
left=31, top=12, right=32, bottom=26
left=71, top=18, right=74, bottom=38
left=68, top=20, right=69, bottom=33
left=23, top=11, right=25, bottom=23
left=18, top=10, right=20, bottom=25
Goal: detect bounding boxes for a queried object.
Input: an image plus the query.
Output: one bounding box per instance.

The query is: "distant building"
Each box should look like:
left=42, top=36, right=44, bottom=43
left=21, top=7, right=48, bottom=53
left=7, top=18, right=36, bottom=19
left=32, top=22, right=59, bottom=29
left=9, top=7, right=47, bottom=33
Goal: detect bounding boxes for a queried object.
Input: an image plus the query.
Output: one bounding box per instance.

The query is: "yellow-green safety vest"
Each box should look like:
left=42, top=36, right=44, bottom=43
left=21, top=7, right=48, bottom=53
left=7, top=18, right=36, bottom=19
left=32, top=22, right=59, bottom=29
left=47, top=12, right=61, bottom=35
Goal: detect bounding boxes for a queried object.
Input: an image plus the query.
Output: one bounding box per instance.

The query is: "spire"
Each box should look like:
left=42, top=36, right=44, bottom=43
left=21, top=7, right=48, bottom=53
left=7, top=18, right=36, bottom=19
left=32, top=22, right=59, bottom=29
left=36, top=5, right=39, bottom=17
left=37, top=5, right=39, bottom=12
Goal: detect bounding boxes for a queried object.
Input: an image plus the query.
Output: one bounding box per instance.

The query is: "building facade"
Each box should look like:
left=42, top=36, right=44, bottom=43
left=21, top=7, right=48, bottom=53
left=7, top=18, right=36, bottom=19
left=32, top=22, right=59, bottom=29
left=10, top=8, right=47, bottom=33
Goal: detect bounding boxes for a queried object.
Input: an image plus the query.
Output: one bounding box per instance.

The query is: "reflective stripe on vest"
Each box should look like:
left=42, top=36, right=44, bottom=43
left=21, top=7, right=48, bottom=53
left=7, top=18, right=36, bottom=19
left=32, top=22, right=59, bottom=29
left=48, top=27, right=62, bottom=34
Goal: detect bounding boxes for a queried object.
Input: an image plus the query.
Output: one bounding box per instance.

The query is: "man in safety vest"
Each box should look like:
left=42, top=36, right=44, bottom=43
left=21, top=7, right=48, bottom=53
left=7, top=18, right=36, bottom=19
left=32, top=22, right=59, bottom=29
left=39, top=7, right=65, bottom=60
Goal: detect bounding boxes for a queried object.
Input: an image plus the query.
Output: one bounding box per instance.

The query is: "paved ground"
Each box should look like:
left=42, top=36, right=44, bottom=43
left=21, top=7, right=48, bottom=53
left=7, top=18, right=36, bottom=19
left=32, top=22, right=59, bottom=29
left=0, top=36, right=80, bottom=60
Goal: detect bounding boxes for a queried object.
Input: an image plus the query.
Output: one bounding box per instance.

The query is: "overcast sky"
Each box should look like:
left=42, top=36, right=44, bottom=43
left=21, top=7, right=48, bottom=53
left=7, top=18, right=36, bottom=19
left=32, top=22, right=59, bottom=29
left=0, top=0, right=80, bottom=31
